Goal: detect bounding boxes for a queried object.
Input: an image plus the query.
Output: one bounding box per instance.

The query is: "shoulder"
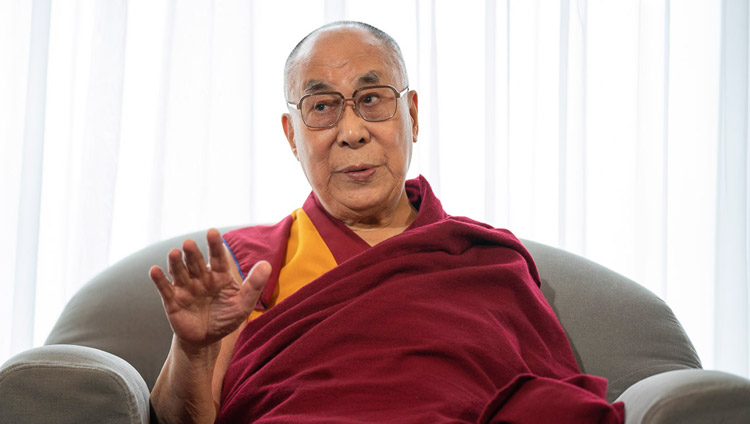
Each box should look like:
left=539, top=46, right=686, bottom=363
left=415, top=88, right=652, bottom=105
left=223, top=216, right=295, bottom=247
left=222, top=215, right=296, bottom=279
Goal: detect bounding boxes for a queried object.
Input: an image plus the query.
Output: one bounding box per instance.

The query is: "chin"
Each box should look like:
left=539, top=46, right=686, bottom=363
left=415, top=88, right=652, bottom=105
left=342, top=195, right=386, bottom=213
left=335, top=186, right=391, bottom=211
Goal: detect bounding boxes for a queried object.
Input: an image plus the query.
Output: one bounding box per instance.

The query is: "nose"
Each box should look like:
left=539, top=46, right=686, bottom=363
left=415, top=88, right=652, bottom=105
left=335, top=100, right=369, bottom=148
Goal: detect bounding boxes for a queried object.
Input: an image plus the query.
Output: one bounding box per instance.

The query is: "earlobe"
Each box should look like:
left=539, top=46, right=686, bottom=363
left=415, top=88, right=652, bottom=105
left=409, top=91, right=419, bottom=143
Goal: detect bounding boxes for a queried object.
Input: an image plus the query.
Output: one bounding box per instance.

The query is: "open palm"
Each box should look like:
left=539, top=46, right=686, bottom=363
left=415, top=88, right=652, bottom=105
left=150, top=229, right=270, bottom=348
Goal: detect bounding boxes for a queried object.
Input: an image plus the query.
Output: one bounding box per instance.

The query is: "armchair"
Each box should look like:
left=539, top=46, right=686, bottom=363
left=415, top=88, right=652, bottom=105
left=2, top=228, right=748, bottom=423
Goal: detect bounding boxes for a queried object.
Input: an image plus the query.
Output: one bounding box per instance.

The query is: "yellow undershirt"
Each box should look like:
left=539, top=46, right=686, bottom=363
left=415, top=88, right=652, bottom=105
left=249, top=208, right=338, bottom=321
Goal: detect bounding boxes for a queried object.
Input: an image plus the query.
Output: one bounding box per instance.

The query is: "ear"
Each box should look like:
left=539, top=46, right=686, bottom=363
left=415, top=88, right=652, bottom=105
left=281, top=113, right=298, bottom=159
left=408, top=90, right=419, bottom=143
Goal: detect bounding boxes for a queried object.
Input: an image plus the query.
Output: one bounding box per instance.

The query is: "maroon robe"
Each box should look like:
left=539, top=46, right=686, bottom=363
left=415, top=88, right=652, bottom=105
left=218, top=176, right=624, bottom=423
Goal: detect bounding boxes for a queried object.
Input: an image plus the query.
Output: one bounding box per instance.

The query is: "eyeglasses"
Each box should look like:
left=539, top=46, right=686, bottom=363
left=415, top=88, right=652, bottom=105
left=287, top=85, right=409, bottom=129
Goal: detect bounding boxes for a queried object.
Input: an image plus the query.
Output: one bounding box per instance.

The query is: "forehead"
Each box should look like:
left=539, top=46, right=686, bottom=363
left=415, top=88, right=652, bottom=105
left=288, top=28, right=402, bottom=96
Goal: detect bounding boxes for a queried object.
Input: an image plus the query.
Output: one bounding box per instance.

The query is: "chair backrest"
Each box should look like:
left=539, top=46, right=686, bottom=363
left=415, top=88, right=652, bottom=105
left=524, top=239, right=701, bottom=401
left=45, top=229, right=701, bottom=402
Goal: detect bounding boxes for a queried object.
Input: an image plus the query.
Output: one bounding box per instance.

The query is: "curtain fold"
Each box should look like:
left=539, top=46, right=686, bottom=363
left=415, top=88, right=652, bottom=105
left=1, top=0, right=747, bottom=380
left=10, top=0, right=50, bottom=355
left=715, top=0, right=749, bottom=378
left=484, top=0, right=497, bottom=222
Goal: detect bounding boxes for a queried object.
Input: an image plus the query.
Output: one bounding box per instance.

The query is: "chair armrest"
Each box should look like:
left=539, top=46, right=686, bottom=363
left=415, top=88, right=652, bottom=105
left=0, top=344, right=150, bottom=424
left=616, top=368, right=750, bottom=423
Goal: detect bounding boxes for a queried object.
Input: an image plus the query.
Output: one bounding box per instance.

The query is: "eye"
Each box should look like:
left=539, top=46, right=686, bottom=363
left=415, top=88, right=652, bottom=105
left=310, top=98, right=340, bottom=113
left=361, top=93, right=381, bottom=105
left=313, top=101, right=332, bottom=112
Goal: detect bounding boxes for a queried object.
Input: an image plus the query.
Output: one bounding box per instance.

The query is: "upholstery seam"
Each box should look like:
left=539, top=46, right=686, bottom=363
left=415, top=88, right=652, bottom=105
left=609, top=364, right=694, bottom=387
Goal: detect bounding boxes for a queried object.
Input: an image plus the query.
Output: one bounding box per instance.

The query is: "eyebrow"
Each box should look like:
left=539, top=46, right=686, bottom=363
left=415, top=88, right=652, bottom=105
left=356, top=71, right=381, bottom=85
left=302, top=71, right=383, bottom=94
left=303, top=80, right=334, bottom=93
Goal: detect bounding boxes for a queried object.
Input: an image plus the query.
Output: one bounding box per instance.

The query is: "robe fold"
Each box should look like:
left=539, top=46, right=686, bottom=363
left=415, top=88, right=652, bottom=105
left=218, top=176, right=624, bottom=423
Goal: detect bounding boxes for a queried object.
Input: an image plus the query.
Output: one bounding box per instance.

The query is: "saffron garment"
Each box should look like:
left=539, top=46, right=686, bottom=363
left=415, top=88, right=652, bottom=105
left=220, top=176, right=625, bottom=423
left=243, top=208, right=339, bottom=321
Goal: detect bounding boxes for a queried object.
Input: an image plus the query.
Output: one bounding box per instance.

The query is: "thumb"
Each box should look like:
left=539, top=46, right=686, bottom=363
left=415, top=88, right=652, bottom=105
left=239, top=260, right=271, bottom=316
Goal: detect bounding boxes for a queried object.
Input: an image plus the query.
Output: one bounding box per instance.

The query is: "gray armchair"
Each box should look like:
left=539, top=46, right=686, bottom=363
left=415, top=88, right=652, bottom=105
left=2, top=228, right=749, bottom=423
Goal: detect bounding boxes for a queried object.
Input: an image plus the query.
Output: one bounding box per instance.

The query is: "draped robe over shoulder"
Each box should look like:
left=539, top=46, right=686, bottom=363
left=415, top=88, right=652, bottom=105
left=219, top=176, right=624, bottom=423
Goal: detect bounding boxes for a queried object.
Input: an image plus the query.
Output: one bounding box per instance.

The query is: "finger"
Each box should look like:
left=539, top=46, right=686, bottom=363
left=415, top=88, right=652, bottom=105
left=167, top=248, right=191, bottom=287
left=149, top=265, right=175, bottom=303
left=206, top=228, right=229, bottom=273
left=239, top=261, right=272, bottom=316
left=182, top=239, right=207, bottom=278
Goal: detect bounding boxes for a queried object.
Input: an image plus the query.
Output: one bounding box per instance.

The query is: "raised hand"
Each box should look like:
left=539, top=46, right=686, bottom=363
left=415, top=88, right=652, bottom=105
left=149, top=228, right=270, bottom=349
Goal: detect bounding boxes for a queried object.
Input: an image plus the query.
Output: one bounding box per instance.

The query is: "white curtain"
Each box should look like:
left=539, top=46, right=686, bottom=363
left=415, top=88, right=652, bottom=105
left=1, top=0, right=748, bottom=379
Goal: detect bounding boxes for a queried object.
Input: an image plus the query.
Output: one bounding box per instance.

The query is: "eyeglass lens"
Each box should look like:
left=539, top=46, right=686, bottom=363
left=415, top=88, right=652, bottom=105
left=300, top=86, right=398, bottom=128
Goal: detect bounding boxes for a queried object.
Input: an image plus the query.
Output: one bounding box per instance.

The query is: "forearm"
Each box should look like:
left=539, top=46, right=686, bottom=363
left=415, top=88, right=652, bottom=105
left=151, top=336, right=221, bottom=424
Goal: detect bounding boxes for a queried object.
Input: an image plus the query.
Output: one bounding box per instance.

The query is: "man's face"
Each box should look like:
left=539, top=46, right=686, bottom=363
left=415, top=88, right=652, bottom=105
left=282, top=28, right=418, bottom=224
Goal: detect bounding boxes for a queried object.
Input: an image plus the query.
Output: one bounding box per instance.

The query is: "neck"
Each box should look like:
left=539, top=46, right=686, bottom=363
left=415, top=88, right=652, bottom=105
left=345, top=192, right=418, bottom=246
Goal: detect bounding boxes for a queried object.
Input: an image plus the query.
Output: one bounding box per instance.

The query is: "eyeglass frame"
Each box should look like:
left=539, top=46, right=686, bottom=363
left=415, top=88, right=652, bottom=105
left=286, top=85, right=410, bottom=129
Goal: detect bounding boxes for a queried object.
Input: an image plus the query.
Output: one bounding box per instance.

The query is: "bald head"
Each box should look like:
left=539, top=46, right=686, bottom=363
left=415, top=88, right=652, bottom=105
left=284, top=21, right=408, bottom=99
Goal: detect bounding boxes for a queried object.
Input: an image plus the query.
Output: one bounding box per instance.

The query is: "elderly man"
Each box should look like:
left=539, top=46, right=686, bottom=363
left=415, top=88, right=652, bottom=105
left=149, top=21, right=625, bottom=423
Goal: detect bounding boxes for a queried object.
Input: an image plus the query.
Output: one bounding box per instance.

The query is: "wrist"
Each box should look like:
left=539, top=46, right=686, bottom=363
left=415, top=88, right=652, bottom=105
left=173, top=336, right=221, bottom=365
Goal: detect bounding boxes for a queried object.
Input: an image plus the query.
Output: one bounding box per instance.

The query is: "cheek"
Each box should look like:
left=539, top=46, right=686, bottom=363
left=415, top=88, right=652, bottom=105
left=297, top=138, right=332, bottom=174
left=391, top=126, right=413, bottom=166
